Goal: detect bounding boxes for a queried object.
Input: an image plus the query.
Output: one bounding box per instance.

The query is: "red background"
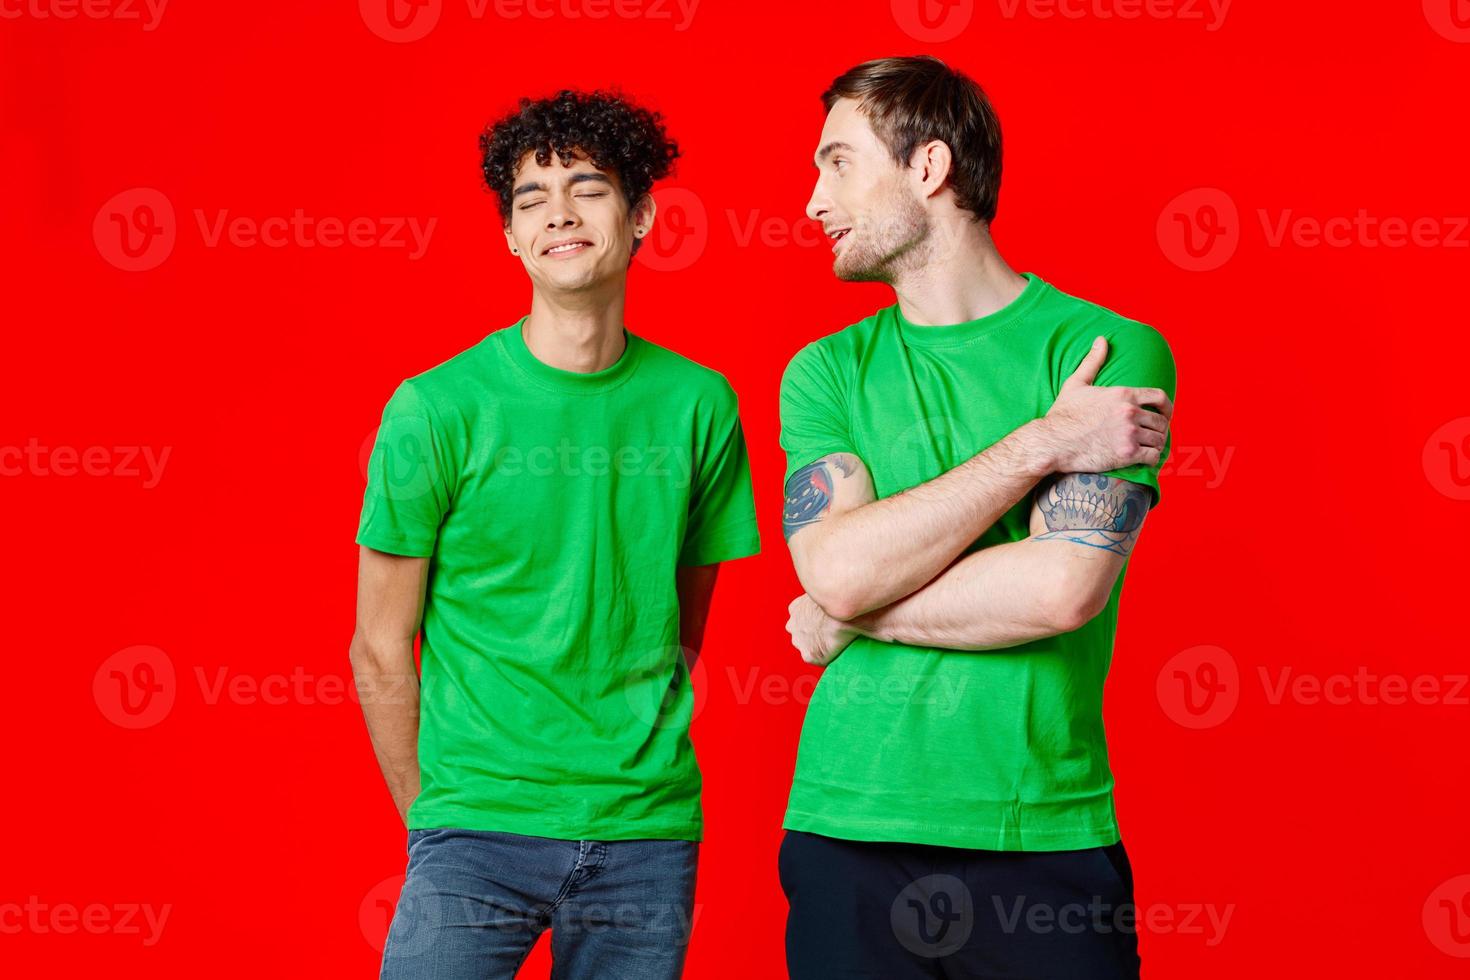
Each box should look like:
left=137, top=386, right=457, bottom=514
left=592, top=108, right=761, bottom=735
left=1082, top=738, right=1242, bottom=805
left=4, top=0, right=1469, bottom=975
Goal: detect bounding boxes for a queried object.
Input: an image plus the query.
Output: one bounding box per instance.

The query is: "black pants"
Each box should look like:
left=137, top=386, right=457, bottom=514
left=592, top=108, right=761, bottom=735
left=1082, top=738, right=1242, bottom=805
left=780, top=830, right=1141, bottom=979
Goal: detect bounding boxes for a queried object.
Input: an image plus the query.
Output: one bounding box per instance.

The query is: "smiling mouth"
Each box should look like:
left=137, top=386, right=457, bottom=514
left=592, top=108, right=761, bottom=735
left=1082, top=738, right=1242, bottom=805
left=828, top=228, right=851, bottom=251
left=543, top=240, right=592, bottom=256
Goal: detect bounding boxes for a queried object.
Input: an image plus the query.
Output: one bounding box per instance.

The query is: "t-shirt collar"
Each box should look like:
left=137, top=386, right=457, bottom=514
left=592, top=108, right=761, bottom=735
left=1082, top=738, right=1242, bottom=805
left=895, top=272, right=1048, bottom=348
left=501, top=314, right=644, bottom=393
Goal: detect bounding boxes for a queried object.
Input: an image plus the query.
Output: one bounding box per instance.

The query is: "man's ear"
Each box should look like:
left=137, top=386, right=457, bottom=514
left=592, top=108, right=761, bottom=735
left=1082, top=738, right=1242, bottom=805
left=910, top=140, right=954, bottom=202
left=504, top=224, right=521, bottom=257
left=631, top=193, right=657, bottom=240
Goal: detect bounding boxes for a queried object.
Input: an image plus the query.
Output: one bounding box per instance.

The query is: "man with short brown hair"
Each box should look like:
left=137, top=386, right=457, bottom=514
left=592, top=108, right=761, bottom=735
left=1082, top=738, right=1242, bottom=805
left=778, top=56, right=1175, bottom=978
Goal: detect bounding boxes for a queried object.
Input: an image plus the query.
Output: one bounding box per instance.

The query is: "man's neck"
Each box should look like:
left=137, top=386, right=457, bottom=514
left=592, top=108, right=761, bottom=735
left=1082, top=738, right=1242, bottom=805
left=523, top=287, right=628, bottom=373
left=890, top=221, right=1028, bottom=327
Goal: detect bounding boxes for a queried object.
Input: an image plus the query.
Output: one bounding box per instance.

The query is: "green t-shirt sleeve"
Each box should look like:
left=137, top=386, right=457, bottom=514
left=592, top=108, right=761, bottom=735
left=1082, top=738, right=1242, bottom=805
left=779, top=342, right=858, bottom=488
left=356, top=381, right=456, bottom=557
left=1072, top=320, right=1178, bottom=509
left=678, top=381, right=761, bottom=567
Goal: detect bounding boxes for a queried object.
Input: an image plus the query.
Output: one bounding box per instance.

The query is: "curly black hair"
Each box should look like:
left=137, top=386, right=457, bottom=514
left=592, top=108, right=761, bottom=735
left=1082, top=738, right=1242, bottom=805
left=480, top=89, right=679, bottom=255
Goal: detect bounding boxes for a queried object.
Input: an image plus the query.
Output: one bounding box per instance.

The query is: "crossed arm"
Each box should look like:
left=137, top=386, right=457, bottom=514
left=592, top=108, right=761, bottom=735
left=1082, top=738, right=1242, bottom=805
left=785, top=449, right=1154, bottom=661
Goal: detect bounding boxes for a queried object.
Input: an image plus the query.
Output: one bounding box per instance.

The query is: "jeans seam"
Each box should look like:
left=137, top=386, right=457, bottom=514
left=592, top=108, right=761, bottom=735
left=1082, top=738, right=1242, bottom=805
left=544, top=840, right=590, bottom=914
left=577, top=842, right=608, bottom=887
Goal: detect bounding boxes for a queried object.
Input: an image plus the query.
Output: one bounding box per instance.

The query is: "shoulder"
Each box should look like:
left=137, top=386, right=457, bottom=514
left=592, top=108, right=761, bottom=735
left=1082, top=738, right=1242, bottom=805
left=1039, top=279, right=1173, bottom=363
left=781, top=306, right=889, bottom=387
left=634, top=335, right=741, bottom=412
left=386, top=334, right=499, bottom=420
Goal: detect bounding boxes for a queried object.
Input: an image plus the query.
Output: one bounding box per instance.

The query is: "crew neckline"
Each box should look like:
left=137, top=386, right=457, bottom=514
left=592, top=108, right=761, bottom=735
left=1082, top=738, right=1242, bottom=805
left=895, top=272, right=1048, bottom=348
left=501, top=315, right=645, bottom=393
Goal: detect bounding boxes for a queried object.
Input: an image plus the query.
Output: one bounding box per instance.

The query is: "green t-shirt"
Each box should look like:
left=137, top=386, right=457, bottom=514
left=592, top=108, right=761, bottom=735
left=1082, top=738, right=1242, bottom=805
left=357, top=317, right=761, bottom=841
left=779, top=272, right=1176, bottom=851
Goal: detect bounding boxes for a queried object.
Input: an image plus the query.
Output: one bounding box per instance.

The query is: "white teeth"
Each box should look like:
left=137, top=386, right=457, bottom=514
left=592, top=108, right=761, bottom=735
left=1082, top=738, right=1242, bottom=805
left=547, top=242, right=586, bottom=254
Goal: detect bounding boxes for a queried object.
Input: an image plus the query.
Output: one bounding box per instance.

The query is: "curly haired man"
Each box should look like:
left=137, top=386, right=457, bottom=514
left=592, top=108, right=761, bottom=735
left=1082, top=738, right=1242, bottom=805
left=350, top=89, right=760, bottom=980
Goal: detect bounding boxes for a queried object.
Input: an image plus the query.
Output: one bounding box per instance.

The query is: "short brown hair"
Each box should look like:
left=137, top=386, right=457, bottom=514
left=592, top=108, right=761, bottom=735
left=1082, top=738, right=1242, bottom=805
left=821, top=56, right=1003, bottom=223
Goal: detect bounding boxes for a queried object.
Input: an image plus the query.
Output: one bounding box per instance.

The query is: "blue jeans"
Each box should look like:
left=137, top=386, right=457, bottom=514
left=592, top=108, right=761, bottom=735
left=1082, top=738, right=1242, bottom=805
left=380, top=827, right=699, bottom=980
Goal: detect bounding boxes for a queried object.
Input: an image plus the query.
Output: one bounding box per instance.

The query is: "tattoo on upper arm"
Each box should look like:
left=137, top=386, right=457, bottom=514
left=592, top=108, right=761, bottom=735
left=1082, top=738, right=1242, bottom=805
left=782, top=455, right=855, bottom=541
left=1033, top=473, right=1150, bottom=557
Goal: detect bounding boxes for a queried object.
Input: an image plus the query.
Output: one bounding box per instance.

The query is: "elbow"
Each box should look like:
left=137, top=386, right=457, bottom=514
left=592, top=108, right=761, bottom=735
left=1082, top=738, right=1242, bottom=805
left=792, top=536, right=871, bottom=622
left=348, top=632, right=376, bottom=674
left=1045, top=572, right=1112, bottom=635
left=800, top=567, right=871, bottom=623
left=349, top=629, right=408, bottom=675
left=810, top=587, right=866, bottom=624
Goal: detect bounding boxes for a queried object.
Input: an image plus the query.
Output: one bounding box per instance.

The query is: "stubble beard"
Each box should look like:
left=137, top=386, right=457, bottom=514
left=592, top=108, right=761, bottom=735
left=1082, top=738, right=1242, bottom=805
left=834, top=185, right=931, bottom=285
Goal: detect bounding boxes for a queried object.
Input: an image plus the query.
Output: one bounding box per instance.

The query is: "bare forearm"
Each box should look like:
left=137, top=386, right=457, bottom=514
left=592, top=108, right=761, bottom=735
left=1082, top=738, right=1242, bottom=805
left=349, top=635, right=422, bottom=822
left=848, top=539, right=1111, bottom=651
left=802, top=423, right=1053, bottom=619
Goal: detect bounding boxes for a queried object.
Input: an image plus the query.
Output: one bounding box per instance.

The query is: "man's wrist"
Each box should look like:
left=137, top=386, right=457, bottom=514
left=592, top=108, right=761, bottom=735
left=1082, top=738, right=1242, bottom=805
left=1001, top=419, right=1058, bottom=480
left=844, top=608, right=885, bottom=642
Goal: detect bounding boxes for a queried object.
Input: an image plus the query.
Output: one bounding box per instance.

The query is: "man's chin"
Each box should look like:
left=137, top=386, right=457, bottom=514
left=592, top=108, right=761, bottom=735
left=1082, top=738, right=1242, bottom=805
left=541, top=266, right=612, bottom=293
left=833, top=257, right=888, bottom=284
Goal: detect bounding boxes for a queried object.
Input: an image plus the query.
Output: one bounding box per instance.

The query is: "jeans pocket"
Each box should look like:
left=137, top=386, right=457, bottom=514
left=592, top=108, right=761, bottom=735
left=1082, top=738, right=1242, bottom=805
left=1099, top=840, right=1134, bottom=898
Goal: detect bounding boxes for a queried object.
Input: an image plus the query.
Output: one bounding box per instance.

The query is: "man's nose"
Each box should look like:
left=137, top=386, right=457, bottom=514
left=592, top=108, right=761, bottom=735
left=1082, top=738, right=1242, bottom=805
left=805, top=191, right=829, bottom=223
left=546, top=198, right=580, bottom=231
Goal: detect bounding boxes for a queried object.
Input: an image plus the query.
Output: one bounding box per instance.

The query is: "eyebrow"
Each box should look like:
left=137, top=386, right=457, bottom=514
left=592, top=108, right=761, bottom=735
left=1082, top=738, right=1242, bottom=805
left=814, top=141, right=856, bottom=167
left=511, top=171, right=614, bottom=198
